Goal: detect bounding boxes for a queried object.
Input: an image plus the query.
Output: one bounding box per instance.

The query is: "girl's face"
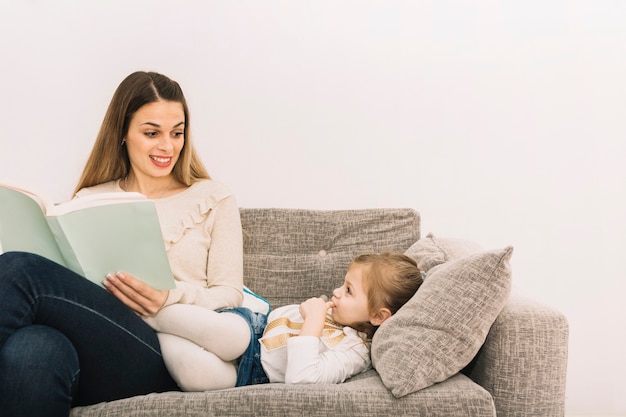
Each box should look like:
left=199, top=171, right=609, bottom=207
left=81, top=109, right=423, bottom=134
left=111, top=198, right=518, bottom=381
left=124, top=100, right=185, bottom=182
left=329, top=265, right=372, bottom=327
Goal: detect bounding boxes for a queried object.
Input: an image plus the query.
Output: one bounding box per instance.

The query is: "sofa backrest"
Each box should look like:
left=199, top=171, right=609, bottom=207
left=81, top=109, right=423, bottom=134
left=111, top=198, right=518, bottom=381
left=239, top=208, right=421, bottom=309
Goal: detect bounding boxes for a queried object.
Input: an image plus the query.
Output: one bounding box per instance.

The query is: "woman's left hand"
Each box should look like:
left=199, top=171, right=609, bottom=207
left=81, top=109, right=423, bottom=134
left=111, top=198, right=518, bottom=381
left=103, top=272, right=169, bottom=317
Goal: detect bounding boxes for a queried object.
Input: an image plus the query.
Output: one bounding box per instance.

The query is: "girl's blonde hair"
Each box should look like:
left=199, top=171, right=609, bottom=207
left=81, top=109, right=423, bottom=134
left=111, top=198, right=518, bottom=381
left=350, top=252, right=423, bottom=337
left=74, top=71, right=210, bottom=195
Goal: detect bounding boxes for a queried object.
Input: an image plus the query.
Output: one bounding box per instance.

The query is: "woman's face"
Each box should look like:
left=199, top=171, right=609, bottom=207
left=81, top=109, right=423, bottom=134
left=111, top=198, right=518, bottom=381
left=124, top=100, right=185, bottom=181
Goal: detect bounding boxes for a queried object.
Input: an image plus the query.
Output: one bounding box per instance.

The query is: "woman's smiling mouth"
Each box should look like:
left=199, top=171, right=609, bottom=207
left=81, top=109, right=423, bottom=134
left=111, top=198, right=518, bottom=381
left=150, top=155, right=172, bottom=167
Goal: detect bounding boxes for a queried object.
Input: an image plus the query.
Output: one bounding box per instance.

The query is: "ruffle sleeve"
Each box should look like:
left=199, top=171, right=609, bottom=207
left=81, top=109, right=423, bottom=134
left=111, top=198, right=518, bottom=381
left=160, top=181, right=233, bottom=251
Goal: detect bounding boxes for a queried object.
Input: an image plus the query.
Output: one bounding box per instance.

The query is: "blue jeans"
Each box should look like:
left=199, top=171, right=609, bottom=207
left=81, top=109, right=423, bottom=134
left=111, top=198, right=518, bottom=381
left=219, top=307, right=269, bottom=386
left=0, top=252, right=178, bottom=417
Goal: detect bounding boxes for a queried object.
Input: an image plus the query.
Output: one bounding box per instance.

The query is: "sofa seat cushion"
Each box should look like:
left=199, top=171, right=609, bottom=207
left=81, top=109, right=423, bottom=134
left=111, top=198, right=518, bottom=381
left=70, top=371, right=495, bottom=417
left=372, top=235, right=513, bottom=398
left=239, top=208, right=420, bottom=308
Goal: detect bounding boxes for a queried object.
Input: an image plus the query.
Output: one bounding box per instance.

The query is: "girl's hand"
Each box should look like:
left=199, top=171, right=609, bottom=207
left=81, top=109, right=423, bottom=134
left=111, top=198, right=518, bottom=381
left=299, top=297, right=334, bottom=337
left=299, top=297, right=333, bottom=320
left=103, top=272, right=169, bottom=317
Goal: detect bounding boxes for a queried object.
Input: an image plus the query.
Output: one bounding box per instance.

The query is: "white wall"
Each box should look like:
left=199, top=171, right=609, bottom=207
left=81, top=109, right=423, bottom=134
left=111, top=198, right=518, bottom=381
left=1, top=1, right=624, bottom=415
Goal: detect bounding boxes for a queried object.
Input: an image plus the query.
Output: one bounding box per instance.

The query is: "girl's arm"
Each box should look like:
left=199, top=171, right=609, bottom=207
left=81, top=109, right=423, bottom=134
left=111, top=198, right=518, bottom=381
left=284, top=331, right=371, bottom=384
left=282, top=297, right=371, bottom=384
left=299, top=297, right=332, bottom=337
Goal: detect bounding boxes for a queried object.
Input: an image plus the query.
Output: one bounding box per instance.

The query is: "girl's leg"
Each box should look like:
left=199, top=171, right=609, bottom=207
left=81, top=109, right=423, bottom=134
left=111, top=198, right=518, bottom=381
left=0, top=252, right=178, bottom=407
left=0, top=325, right=79, bottom=417
left=157, top=333, right=237, bottom=391
left=144, top=304, right=250, bottom=361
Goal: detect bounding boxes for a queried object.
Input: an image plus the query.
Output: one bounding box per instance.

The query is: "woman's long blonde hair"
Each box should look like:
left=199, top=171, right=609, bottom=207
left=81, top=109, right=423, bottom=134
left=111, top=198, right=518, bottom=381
left=74, top=71, right=210, bottom=195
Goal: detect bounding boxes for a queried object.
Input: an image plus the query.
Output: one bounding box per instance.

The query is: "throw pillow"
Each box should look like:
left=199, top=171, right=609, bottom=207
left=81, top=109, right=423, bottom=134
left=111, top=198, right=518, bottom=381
left=371, top=246, right=513, bottom=398
left=404, top=232, right=485, bottom=272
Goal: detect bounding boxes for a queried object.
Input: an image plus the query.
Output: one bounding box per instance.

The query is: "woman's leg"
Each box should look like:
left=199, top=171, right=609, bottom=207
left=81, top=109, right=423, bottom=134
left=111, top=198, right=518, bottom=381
left=0, top=325, right=79, bottom=417
left=157, top=333, right=237, bottom=391
left=144, top=304, right=250, bottom=361
left=0, top=252, right=178, bottom=407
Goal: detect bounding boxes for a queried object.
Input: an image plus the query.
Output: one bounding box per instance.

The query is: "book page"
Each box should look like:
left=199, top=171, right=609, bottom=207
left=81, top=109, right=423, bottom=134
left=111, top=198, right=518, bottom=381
left=48, top=200, right=175, bottom=290
left=47, top=191, right=148, bottom=216
left=0, top=187, right=68, bottom=266
left=0, top=181, right=53, bottom=211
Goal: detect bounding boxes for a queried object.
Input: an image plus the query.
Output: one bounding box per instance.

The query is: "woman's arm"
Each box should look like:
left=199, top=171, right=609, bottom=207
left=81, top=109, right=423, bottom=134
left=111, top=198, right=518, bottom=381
left=163, top=195, right=244, bottom=311
left=105, top=194, right=244, bottom=314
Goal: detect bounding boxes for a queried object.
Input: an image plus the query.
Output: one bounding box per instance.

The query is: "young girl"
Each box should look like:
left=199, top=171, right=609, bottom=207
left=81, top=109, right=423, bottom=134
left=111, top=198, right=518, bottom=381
left=258, top=252, right=423, bottom=384
left=163, top=252, right=423, bottom=389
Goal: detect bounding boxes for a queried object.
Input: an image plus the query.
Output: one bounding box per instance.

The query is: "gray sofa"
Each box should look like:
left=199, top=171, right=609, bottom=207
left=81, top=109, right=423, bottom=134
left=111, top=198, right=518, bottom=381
left=71, top=208, right=568, bottom=417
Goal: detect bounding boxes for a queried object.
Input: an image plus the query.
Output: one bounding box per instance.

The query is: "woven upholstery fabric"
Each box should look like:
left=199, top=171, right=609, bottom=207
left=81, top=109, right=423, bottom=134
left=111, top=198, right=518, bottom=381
left=404, top=232, right=485, bottom=272
left=71, top=371, right=495, bottom=417
left=466, top=294, right=569, bottom=417
left=68, top=208, right=568, bottom=417
left=239, top=208, right=420, bottom=308
left=372, top=247, right=513, bottom=398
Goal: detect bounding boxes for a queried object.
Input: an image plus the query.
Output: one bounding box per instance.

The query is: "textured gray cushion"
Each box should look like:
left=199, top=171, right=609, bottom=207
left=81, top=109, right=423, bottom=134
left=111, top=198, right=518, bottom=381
left=404, top=232, right=484, bottom=272
left=240, top=208, right=420, bottom=308
left=371, top=246, right=513, bottom=398
left=71, top=371, right=496, bottom=417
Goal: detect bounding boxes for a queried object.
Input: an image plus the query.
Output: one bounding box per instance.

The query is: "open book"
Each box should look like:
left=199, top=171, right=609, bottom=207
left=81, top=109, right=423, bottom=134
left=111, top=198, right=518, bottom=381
left=0, top=182, right=175, bottom=290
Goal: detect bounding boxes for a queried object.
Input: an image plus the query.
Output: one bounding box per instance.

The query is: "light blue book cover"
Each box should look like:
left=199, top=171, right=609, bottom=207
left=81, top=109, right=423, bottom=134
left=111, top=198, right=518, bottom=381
left=0, top=186, right=67, bottom=266
left=0, top=184, right=175, bottom=290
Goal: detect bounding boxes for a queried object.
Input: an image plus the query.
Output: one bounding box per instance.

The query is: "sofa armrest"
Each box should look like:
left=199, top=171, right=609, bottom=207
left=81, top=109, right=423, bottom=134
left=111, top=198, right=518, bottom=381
left=465, top=294, right=569, bottom=417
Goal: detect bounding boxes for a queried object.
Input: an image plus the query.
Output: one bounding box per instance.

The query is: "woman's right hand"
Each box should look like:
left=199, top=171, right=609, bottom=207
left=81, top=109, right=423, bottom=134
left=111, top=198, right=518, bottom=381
left=103, top=272, right=169, bottom=317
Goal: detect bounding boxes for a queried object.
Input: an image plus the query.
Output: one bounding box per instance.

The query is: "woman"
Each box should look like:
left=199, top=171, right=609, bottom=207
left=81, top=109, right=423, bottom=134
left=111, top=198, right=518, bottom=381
left=0, top=71, right=247, bottom=416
